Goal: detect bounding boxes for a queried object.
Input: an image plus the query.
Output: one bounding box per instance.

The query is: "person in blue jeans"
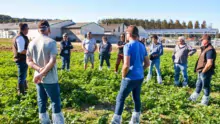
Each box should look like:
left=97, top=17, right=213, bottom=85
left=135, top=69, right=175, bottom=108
left=146, top=35, right=163, bottom=84
left=172, top=36, right=196, bottom=86
left=26, top=20, right=64, bottom=123
left=12, top=23, right=29, bottom=95
left=189, top=34, right=216, bottom=106
left=98, top=36, right=112, bottom=70
left=111, top=25, right=150, bottom=124
left=60, top=33, right=73, bottom=71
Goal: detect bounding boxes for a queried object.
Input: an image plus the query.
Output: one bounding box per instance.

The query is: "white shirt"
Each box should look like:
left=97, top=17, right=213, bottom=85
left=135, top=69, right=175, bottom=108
left=82, top=38, right=96, bottom=52
left=16, top=36, right=25, bottom=53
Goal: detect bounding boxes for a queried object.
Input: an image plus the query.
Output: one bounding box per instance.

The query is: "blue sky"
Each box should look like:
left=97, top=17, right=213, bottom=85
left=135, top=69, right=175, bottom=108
left=1, top=0, right=220, bottom=29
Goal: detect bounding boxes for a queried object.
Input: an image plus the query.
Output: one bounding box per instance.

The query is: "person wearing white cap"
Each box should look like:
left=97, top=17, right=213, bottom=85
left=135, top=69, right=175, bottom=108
left=172, top=36, right=196, bottom=87
left=60, top=33, right=73, bottom=71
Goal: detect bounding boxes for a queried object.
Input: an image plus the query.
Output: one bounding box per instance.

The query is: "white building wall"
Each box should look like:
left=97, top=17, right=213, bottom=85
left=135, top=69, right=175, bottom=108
left=81, top=23, right=104, bottom=35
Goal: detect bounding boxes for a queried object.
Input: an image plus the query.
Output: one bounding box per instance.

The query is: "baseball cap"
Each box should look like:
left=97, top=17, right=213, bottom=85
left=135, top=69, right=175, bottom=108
left=126, top=25, right=139, bottom=37
left=38, top=20, right=50, bottom=31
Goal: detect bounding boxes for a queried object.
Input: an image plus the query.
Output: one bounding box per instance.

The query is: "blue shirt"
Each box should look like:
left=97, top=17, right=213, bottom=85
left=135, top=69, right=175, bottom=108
left=150, top=42, right=163, bottom=59
left=124, top=40, right=148, bottom=80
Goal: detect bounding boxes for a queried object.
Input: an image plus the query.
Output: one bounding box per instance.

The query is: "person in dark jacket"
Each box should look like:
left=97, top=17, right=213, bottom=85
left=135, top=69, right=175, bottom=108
left=12, top=23, right=29, bottom=95
left=189, top=34, right=216, bottom=106
left=60, top=33, right=73, bottom=71
left=98, top=36, right=112, bottom=70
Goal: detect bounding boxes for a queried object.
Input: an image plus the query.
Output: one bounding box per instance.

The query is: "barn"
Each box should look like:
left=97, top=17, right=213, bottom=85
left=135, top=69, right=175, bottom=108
left=0, top=20, right=74, bottom=40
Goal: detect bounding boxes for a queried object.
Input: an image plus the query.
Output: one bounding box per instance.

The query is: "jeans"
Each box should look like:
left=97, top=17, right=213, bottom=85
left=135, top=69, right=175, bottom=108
left=195, top=72, right=212, bottom=96
left=36, top=83, right=62, bottom=113
left=16, top=61, right=28, bottom=84
left=61, top=55, right=70, bottom=70
left=99, top=54, right=110, bottom=67
left=115, top=78, right=144, bottom=115
left=174, top=63, right=188, bottom=84
left=147, top=59, right=161, bottom=79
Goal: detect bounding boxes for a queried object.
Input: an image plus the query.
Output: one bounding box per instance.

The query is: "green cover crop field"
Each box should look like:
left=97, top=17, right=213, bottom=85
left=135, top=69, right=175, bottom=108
left=0, top=40, right=219, bottom=124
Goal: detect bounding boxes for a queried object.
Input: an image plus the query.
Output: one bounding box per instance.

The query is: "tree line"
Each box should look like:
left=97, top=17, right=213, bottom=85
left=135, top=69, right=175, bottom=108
left=98, top=18, right=208, bottom=29
left=0, top=14, right=53, bottom=23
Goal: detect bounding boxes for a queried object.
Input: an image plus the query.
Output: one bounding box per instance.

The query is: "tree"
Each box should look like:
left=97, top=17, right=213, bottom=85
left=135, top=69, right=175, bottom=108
left=161, top=20, right=168, bottom=29
left=168, top=19, right=175, bottom=29
left=201, top=21, right=207, bottom=29
left=194, top=21, right=200, bottom=29
left=155, top=19, right=161, bottom=29
left=175, top=20, right=182, bottom=29
left=182, top=21, right=187, bottom=29
left=188, top=21, right=193, bottom=29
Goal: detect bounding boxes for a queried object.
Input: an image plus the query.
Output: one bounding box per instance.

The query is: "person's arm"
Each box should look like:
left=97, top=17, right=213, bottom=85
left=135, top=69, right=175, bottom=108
left=188, top=45, right=197, bottom=56
left=122, top=56, right=130, bottom=78
left=98, top=43, right=101, bottom=53
left=144, top=56, right=150, bottom=70
left=109, top=45, right=112, bottom=52
left=202, top=50, right=214, bottom=73
left=202, top=59, right=213, bottom=73
left=172, top=46, right=177, bottom=61
left=26, top=56, right=42, bottom=72
left=69, top=41, right=73, bottom=49
left=93, top=40, right=97, bottom=52
left=16, top=37, right=27, bottom=54
left=82, top=40, right=88, bottom=53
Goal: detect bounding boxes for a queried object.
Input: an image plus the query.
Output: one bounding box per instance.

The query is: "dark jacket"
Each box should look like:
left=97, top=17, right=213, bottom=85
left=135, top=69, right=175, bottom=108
left=12, top=32, right=29, bottom=62
left=195, top=43, right=216, bottom=74
left=60, top=40, right=73, bottom=56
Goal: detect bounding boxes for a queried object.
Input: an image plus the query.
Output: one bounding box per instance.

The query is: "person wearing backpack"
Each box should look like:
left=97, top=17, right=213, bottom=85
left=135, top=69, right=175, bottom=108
left=172, top=36, right=197, bottom=87
left=98, top=36, right=112, bottom=71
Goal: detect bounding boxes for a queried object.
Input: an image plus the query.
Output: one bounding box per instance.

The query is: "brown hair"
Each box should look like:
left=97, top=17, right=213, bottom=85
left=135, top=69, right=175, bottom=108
left=102, top=36, right=107, bottom=41
left=19, top=23, right=28, bottom=31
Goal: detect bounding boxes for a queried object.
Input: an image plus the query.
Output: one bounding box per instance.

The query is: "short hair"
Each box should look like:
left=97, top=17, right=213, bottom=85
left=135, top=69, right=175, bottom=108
left=87, top=32, right=92, bottom=35
left=178, top=36, right=185, bottom=41
left=19, top=23, right=28, bottom=31
left=38, top=20, right=50, bottom=31
left=126, top=25, right=139, bottom=38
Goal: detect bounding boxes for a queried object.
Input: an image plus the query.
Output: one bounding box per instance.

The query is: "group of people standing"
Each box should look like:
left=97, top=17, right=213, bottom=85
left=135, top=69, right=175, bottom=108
left=12, top=21, right=216, bottom=124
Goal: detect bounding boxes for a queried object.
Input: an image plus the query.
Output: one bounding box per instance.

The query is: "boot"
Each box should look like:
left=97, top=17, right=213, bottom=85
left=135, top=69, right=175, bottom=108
left=52, top=112, right=65, bottom=124
left=111, top=114, right=122, bottom=124
left=129, top=112, right=141, bottom=124
left=188, top=92, right=200, bottom=101
left=200, top=95, right=210, bottom=106
left=174, top=80, right=180, bottom=86
left=157, top=76, right=162, bottom=84
left=39, top=112, right=50, bottom=124
left=18, top=83, right=25, bottom=95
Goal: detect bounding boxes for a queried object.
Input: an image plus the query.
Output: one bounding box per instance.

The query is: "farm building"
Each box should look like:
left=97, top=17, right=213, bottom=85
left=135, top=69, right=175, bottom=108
left=0, top=20, right=74, bottom=40
left=145, top=28, right=219, bottom=36
left=100, top=23, right=127, bottom=36
left=137, top=26, right=149, bottom=39
left=62, top=22, right=105, bottom=42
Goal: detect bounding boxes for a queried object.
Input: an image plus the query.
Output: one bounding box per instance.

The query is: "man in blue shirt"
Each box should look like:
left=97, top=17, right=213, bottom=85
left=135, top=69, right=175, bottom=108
left=146, top=35, right=163, bottom=84
left=111, top=25, right=150, bottom=124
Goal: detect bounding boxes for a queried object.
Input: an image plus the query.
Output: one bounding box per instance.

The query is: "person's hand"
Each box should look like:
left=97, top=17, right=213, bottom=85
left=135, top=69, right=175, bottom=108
left=153, top=54, right=158, bottom=57
left=34, top=73, right=43, bottom=84
left=85, top=50, right=89, bottom=53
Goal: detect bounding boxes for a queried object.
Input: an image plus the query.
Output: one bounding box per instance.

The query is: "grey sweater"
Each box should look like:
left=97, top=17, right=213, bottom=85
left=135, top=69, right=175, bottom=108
left=172, top=44, right=197, bottom=64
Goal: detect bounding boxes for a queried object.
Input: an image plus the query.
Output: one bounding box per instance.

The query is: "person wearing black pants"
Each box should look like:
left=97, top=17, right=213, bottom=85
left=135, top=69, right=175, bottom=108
left=98, top=36, right=112, bottom=71
left=60, top=33, right=73, bottom=71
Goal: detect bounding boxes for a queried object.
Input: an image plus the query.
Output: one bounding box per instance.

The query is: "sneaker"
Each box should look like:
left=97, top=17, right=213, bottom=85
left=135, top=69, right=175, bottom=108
left=99, top=66, right=102, bottom=71
left=114, top=71, right=118, bottom=74
left=39, top=112, right=50, bottom=124
left=67, top=69, right=70, bottom=72
left=108, top=66, right=111, bottom=70
left=129, top=112, right=141, bottom=124
left=188, top=92, right=200, bottom=101
left=174, top=81, right=180, bottom=86
left=52, top=112, right=65, bottom=124
left=111, top=114, right=121, bottom=124
left=182, top=82, right=188, bottom=87
left=200, top=95, right=209, bottom=106
left=157, top=76, right=162, bottom=84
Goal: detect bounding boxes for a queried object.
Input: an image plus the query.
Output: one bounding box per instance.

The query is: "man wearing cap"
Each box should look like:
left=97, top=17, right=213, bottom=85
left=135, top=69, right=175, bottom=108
left=26, top=20, right=65, bottom=123
left=115, top=33, right=126, bottom=74
left=172, top=36, right=197, bottom=87
left=12, top=23, right=29, bottom=95
left=111, top=25, right=150, bottom=124
left=146, top=35, right=163, bottom=84
left=60, top=33, right=73, bottom=71
left=82, top=32, right=97, bottom=70
left=189, top=34, right=216, bottom=106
